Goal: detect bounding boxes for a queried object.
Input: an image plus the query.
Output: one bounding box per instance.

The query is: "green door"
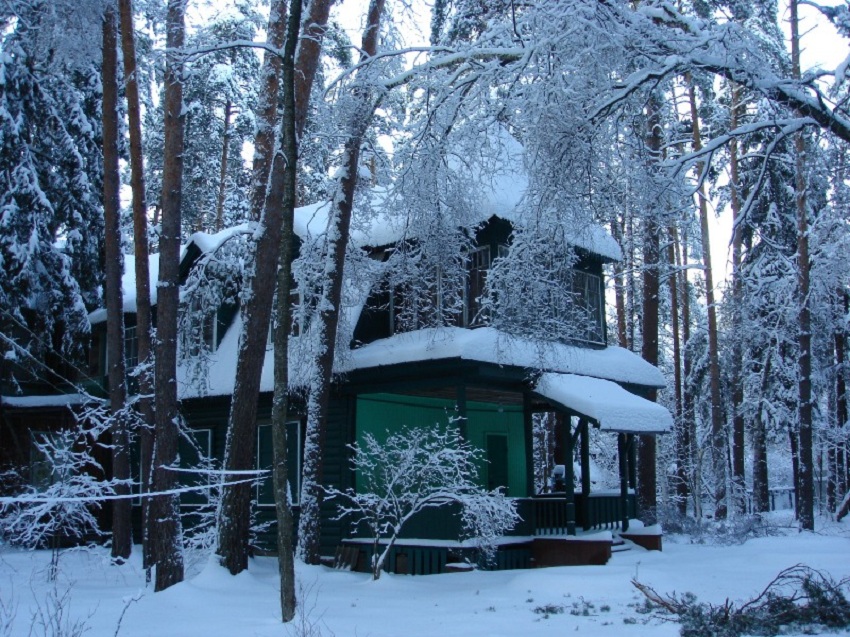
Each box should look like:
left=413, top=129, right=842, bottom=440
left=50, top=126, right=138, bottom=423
left=486, top=434, right=509, bottom=494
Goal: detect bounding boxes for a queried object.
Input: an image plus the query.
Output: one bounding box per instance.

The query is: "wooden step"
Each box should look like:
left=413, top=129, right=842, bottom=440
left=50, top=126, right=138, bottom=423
left=611, top=538, right=631, bottom=553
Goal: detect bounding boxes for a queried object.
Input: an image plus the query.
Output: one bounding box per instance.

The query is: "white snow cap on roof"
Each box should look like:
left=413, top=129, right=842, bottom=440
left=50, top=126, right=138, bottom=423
left=534, top=373, right=672, bottom=434
left=176, top=325, right=666, bottom=401
left=343, top=326, right=666, bottom=389
left=453, top=129, right=622, bottom=261
left=296, top=128, right=622, bottom=259
left=88, top=253, right=161, bottom=324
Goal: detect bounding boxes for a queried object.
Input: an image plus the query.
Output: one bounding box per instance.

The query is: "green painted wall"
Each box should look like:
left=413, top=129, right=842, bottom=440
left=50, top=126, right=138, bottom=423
left=355, top=393, right=528, bottom=496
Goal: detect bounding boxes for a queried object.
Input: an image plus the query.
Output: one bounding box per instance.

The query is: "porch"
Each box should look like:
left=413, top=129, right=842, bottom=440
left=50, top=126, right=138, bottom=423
left=330, top=348, right=672, bottom=571
left=335, top=490, right=647, bottom=575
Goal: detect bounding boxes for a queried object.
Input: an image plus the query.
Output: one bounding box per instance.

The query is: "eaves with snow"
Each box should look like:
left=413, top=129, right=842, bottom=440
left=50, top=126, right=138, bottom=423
left=179, top=323, right=671, bottom=434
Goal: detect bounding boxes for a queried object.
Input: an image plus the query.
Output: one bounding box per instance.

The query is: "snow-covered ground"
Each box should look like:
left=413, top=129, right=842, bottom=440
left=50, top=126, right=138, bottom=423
left=2, top=513, right=848, bottom=637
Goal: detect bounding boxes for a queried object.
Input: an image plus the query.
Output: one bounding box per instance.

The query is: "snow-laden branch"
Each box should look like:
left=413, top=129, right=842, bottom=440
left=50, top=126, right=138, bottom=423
left=326, top=425, right=520, bottom=579
left=594, top=0, right=850, bottom=143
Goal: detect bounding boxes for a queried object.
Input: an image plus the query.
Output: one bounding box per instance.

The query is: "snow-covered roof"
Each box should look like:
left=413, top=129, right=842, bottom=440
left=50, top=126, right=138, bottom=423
left=534, top=373, right=672, bottom=434
left=1, top=393, right=99, bottom=408
left=90, top=148, right=619, bottom=327
left=176, top=325, right=666, bottom=401
left=184, top=223, right=253, bottom=256
left=447, top=130, right=622, bottom=261
left=174, top=247, right=383, bottom=400
left=88, top=253, right=160, bottom=324
left=342, top=327, right=667, bottom=389
left=296, top=128, right=622, bottom=259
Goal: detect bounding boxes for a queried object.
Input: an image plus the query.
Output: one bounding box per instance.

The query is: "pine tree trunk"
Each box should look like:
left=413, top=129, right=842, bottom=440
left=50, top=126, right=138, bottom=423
left=626, top=211, right=637, bottom=349
left=728, top=84, right=747, bottom=514
left=217, top=0, right=332, bottom=575
left=269, top=0, right=303, bottom=621
left=214, top=100, right=232, bottom=232
left=637, top=98, right=661, bottom=524
left=118, top=0, right=155, bottom=572
left=680, top=223, right=700, bottom=518
left=834, top=291, right=849, bottom=509
left=217, top=0, right=288, bottom=576
left=298, top=0, right=386, bottom=564
left=751, top=353, right=771, bottom=512
left=637, top=93, right=662, bottom=525
left=827, top=329, right=841, bottom=511
left=688, top=81, right=727, bottom=520
left=609, top=213, right=629, bottom=348
left=293, top=0, right=333, bottom=145
left=150, top=0, right=187, bottom=592
left=248, top=4, right=285, bottom=222
left=668, top=226, right=688, bottom=514
left=790, top=0, right=815, bottom=531
left=102, top=4, right=132, bottom=561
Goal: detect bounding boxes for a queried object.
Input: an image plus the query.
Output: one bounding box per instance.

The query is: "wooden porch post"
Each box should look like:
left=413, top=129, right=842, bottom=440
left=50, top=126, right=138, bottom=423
left=618, top=433, right=630, bottom=532
left=523, top=393, right=535, bottom=497
left=563, top=414, right=577, bottom=535
left=580, top=419, right=591, bottom=530
left=456, top=383, right=467, bottom=439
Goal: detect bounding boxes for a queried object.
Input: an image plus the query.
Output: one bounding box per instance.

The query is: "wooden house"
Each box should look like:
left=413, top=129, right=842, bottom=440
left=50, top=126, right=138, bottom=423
left=1, top=162, right=672, bottom=572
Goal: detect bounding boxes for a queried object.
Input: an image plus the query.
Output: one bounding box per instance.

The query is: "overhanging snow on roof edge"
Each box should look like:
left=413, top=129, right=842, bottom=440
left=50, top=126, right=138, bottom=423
left=534, top=373, right=672, bottom=434
left=343, top=327, right=667, bottom=389
left=1, top=393, right=100, bottom=408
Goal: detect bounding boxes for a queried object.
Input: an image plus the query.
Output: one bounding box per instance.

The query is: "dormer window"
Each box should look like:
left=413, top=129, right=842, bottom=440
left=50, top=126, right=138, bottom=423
left=466, top=244, right=509, bottom=327
left=466, top=246, right=490, bottom=327
left=354, top=217, right=608, bottom=348
left=125, top=324, right=139, bottom=370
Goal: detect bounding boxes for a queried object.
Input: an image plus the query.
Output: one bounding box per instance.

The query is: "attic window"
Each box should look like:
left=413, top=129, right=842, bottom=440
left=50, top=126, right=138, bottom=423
left=125, top=325, right=139, bottom=370
left=466, top=244, right=508, bottom=328
left=466, top=246, right=490, bottom=327
left=202, top=313, right=218, bottom=351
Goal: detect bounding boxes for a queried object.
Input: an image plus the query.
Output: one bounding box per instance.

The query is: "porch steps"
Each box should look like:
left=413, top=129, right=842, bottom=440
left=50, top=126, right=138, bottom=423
left=610, top=538, right=631, bottom=554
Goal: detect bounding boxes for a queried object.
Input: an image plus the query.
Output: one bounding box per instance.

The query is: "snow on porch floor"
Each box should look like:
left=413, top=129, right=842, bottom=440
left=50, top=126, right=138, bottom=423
left=1, top=511, right=848, bottom=637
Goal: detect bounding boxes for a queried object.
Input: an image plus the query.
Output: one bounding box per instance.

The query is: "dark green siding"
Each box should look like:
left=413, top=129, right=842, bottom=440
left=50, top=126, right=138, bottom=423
left=319, top=393, right=356, bottom=557
left=355, top=393, right=528, bottom=498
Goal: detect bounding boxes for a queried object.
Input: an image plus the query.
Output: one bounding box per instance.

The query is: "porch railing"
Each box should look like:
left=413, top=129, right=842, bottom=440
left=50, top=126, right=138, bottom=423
left=530, top=492, right=635, bottom=535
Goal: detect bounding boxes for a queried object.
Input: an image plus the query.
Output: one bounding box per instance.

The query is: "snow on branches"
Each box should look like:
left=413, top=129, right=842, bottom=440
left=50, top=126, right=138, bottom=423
left=326, top=424, right=519, bottom=580
left=0, top=403, right=120, bottom=578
